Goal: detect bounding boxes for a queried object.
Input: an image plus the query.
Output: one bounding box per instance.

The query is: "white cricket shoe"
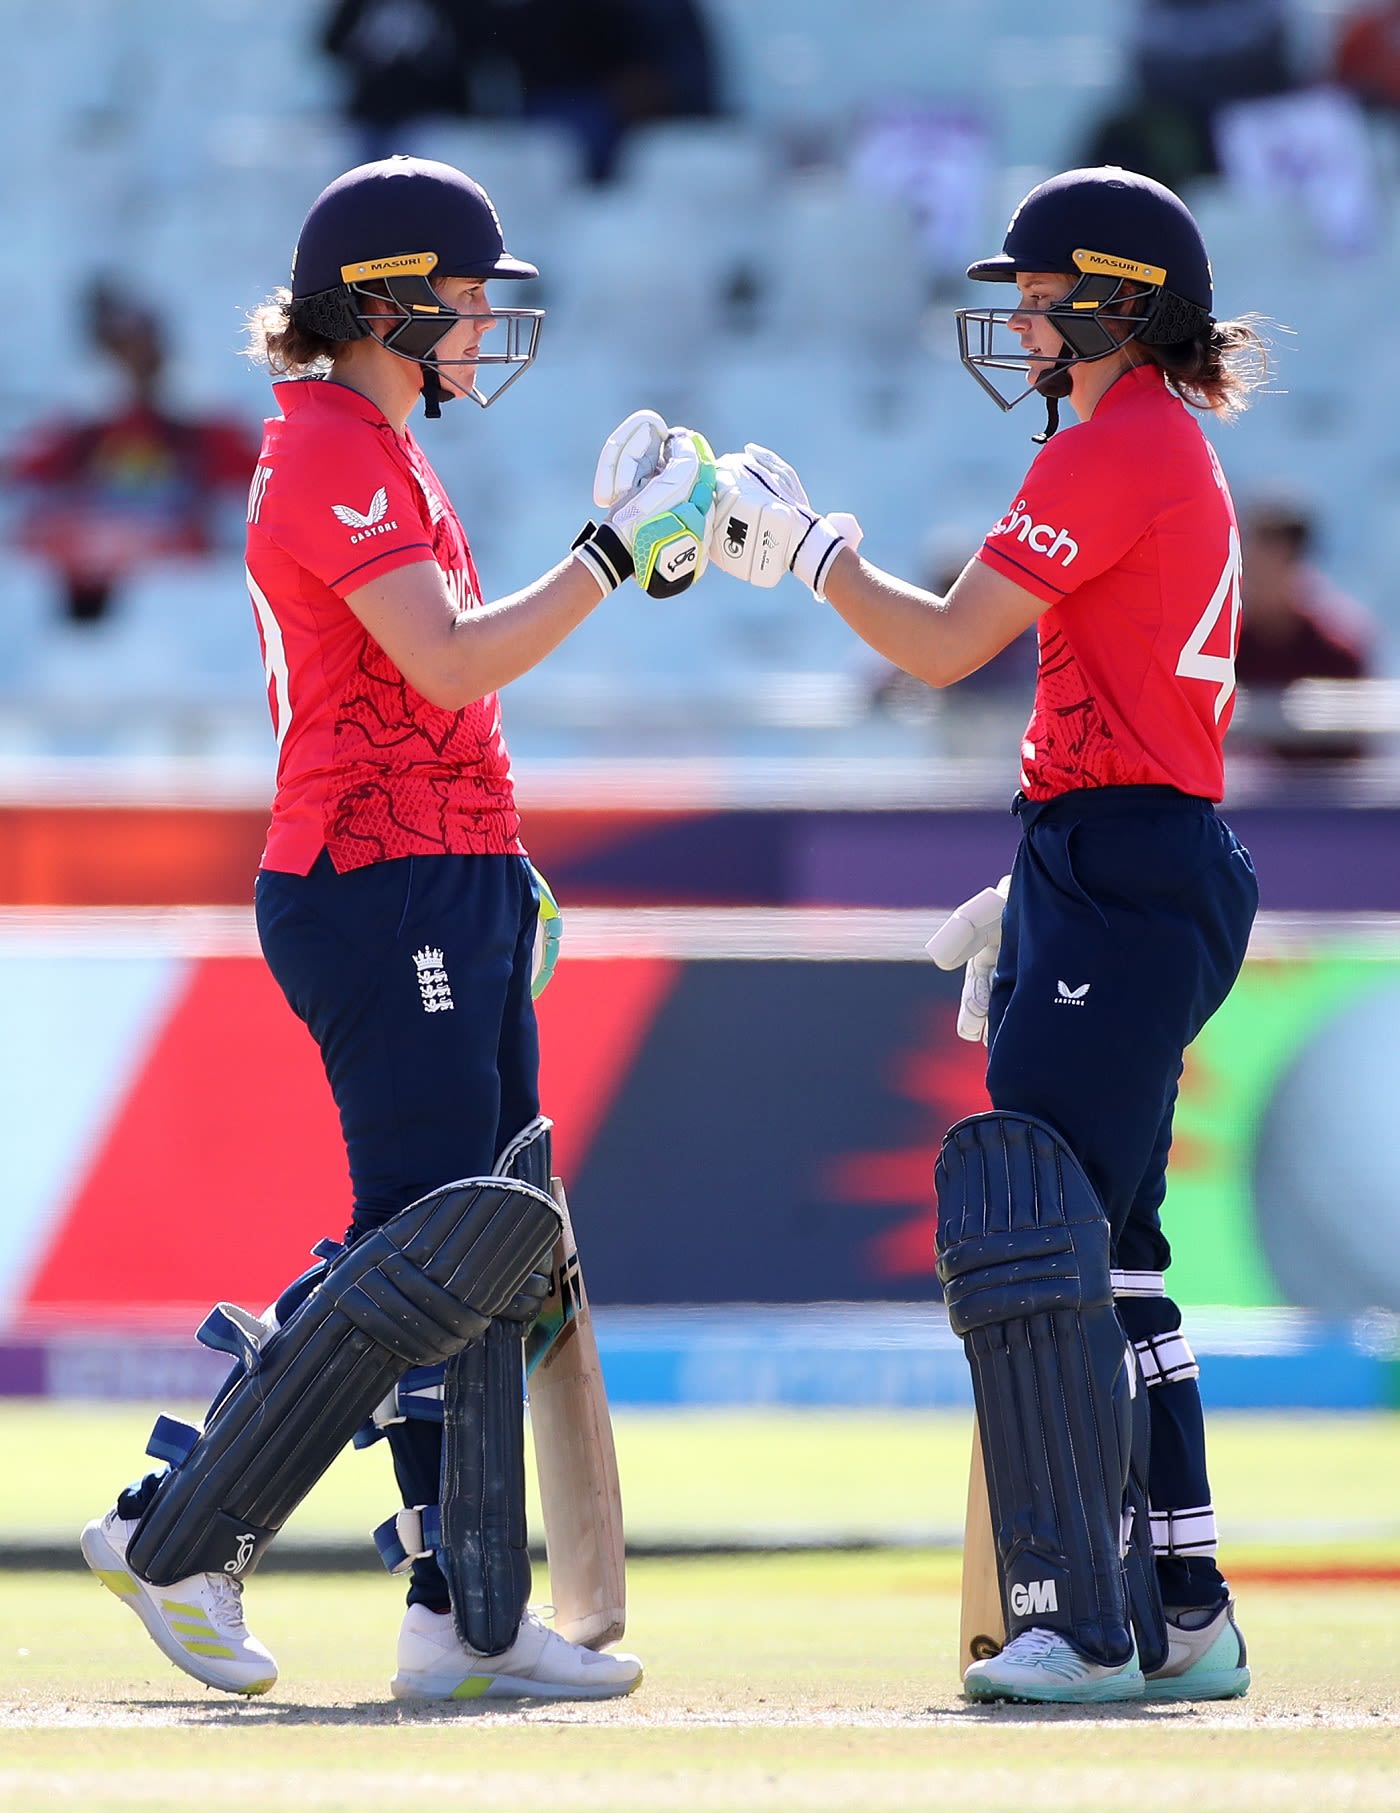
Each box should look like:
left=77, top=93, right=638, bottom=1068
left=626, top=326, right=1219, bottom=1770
left=391, top=1603, right=643, bottom=1702
left=1144, top=1599, right=1251, bottom=1702
left=80, top=1510, right=278, bottom=1696
left=964, top=1627, right=1145, bottom=1703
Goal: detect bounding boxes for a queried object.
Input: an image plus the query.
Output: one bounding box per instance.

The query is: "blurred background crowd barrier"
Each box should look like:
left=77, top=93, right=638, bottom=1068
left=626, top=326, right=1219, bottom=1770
left=2, top=0, right=1399, bottom=1411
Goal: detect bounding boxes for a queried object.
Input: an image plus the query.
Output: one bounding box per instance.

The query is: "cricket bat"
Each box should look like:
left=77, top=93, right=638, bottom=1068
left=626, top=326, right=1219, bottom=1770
left=960, top=1416, right=1006, bottom=1675
left=524, top=1176, right=626, bottom=1650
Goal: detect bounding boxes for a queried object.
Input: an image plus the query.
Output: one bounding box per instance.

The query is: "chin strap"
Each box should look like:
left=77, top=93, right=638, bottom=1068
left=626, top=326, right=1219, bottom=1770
left=1032, top=360, right=1073, bottom=444
left=422, top=358, right=446, bottom=420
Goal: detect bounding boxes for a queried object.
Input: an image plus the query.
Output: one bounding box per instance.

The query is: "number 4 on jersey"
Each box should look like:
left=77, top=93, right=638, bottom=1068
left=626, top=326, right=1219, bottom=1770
left=1176, top=524, right=1241, bottom=721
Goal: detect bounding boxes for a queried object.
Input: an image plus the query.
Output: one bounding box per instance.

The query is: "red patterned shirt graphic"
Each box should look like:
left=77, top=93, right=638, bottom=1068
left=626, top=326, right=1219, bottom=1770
left=245, top=379, right=521, bottom=872
left=975, top=364, right=1241, bottom=802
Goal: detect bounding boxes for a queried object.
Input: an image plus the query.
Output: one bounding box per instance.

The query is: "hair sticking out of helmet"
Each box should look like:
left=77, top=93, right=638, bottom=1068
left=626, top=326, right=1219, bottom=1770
left=955, top=166, right=1215, bottom=439
left=287, top=156, right=545, bottom=415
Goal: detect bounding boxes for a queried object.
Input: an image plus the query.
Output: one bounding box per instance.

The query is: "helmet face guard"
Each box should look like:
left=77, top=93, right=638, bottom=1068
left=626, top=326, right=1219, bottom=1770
left=956, top=262, right=1156, bottom=413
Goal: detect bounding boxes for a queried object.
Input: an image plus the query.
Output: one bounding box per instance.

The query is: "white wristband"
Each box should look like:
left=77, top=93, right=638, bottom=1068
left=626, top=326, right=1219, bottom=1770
left=792, top=512, right=863, bottom=599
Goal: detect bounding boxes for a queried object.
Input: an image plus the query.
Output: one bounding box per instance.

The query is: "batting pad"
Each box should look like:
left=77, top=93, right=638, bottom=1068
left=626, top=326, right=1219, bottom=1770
left=936, top=1111, right=1140, bottom=1668
left=437, top=1114, right=553, bottom=1652
left=126, top=1176, right=561, bottom=1586
left=370, top=1115, right=558, bottom=1652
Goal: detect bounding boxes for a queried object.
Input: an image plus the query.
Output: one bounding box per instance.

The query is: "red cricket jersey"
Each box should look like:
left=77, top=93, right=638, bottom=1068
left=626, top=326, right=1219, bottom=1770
left=244, top=379, right=522, bottom=872
left=976, top=364, right=1241, bottom=801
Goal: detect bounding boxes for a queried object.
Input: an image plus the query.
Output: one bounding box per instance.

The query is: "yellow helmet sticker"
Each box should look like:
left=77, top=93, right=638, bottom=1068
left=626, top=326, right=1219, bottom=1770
left=340, top=251, right=439, bottom=282
left=1072, top=247, right=1167, bottom=286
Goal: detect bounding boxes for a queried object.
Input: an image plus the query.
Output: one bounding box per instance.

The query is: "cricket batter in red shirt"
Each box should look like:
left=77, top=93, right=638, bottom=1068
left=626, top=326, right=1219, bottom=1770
left=81, top=155, right=717, bottom=1704
left=704, top=168, right=1263, bottom=1705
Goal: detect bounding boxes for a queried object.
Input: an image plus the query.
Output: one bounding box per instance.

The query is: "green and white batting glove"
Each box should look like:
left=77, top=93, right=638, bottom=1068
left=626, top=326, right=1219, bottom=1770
left=709, top=443, right=863, bottom=599
left=924, top=876, right=1012, bottom=1044
left=529, top=863, right=562, bottom=1001
left=574, top=416, right=718, bottom=599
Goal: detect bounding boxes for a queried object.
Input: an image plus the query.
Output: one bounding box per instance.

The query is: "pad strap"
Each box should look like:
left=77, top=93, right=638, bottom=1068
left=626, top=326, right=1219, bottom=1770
left=1115, top=1286, right=1202, bottom=1385
left=353, top=1363, right=447, bottom=1447
left=146, top=1415, right=200, bottom=1469
left=374, top=1504, right=444, bottom=1573
left=1110, top=1267, right=1165, bottom=1296
left=1150, top=1503, right=1219, bottom=1558
left=1133, top=1328, right=1200, bottom=1387
left=197, top=1303, right=274, bottom=1372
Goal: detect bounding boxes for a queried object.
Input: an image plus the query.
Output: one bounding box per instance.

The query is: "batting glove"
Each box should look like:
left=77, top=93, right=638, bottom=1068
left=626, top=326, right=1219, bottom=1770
left=709, top=443, right=863, bottom=598
left=924, top=876, right=1011, bottom=1044
left=592, top=407, right=668, bottom=510
left=529, top=863, right=562, bottom=1001
left=573, top=419, right=717, bottom=600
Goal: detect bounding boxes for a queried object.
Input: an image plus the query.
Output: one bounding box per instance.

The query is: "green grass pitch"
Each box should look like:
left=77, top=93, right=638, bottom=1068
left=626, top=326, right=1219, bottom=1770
left=0, top=1405, right=1394, bottom=1811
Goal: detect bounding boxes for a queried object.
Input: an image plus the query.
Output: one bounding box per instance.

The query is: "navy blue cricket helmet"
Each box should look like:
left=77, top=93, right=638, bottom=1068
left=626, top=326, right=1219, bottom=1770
left=956, top=166, right=1215, bottom=423
left=289, top=155, right=543, bottom=412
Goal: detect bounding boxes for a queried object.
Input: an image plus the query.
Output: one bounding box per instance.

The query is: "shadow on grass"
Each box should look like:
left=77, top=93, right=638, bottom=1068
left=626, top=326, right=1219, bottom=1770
left=99, top=1694, right=650, bottom=1726
left=92, top=1694, right=1204, bottom=1729
left=946, top=1700, right=1202, bottom=1724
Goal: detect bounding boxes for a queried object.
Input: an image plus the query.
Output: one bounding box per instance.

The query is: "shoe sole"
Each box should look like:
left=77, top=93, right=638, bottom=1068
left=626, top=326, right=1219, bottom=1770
left=965, top=1672, right=1145, bottom=1705
left=1142, top=1667, right=1251, bottom=1703
left=390, top=1666, right=644, bottom=1704
left=80, top=1520, right=277, bottom=1697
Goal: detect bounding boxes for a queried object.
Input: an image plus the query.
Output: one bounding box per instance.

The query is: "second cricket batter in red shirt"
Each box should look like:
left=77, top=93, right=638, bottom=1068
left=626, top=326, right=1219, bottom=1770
left=703, top=167, right=1264, bottom=1708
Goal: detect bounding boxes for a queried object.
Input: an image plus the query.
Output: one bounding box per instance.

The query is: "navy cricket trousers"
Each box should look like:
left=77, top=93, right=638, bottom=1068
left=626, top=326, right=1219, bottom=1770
left=255, top=849, right=543, bottom=1611
left=255, top=850, right=541, bottom=1239
left=985, top=785, right=1258, bottom=1608
left=986, top=786, right=1256, bottom=1261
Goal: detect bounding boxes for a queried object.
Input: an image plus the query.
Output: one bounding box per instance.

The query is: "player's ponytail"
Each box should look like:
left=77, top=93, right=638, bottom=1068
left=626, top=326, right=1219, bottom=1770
left=243, top=286, right=340, bottom=375
left=1138, top=314, right=1273, bottom=419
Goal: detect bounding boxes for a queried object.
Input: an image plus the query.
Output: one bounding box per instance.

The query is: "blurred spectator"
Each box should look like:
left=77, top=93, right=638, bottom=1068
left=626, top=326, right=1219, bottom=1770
left=321, top=0, right=477, bottom=162
left=1333, top=2, right=1400, bottom=112
left=1082, top=0, right=1296, bottom=190
left=1213, top=82, right=1380, bottom=256
left=1233, top=498, right=1378, bottom=762
left=2, top=280, right=258, bottom=626
left=321, top=0, right=719, bottom=183
left=509, top=0, right=718, bottom=184
left=849, top=105, right=993, bottom=299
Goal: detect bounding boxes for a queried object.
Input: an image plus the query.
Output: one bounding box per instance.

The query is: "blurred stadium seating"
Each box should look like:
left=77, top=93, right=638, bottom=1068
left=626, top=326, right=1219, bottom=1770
left=1, top=0, right=1396, bottom=761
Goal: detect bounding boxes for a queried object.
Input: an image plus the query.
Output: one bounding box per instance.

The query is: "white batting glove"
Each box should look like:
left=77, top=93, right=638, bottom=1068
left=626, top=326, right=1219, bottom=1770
left=574, top=425, right=718, bottom=599
left=924, top=876, right=1011, bottom=1044
left=709, top=442, right=863, bottom=598
left=592, top=407, right=668, bottom=510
